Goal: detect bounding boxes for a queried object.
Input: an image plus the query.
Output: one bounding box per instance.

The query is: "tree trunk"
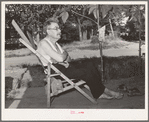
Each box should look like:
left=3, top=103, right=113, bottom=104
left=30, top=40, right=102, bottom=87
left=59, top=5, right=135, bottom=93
left=139, top=10, right=142, bottom=60
left=87, top=29, right=90, bottom=39
left=83, top=30, right=87, bottom=40
left=109, top=19, right=115, bottom=38
left=77, top=18, right=82, bottom=41
left=90, top=29, right=93, bottom=38
left=97, top=5, right=104, bottom=82
left=138, top=7, right=142, bottom=74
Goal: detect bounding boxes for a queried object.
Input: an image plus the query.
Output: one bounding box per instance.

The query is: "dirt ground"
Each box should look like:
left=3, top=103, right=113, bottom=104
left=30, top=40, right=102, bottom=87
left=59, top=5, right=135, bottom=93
left=5, top=77, right=145, bottom=109
left=4, top=42, right=146, bottom=109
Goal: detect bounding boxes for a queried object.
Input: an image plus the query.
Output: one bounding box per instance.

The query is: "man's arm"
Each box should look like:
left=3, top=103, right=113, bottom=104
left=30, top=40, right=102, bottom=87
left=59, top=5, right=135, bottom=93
left=63, top=50, right=71, bottom=62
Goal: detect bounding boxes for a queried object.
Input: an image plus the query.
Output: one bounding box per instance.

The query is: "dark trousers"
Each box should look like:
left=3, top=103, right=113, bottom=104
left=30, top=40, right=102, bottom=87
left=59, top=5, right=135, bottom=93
left=52, top=61, right=105, bottom=99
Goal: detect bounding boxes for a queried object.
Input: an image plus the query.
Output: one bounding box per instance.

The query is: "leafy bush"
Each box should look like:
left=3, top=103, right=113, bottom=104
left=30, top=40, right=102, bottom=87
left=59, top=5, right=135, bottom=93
left=90, top=35, right=99, bottom=44
left=71, top=56, right=145, bottom=81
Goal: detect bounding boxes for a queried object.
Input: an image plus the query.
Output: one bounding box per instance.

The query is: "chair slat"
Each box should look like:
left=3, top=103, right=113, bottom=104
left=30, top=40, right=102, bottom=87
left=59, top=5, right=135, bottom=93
left=50, top=74, right=60, bottom=77
left=50, top=80, right=86, bottom=97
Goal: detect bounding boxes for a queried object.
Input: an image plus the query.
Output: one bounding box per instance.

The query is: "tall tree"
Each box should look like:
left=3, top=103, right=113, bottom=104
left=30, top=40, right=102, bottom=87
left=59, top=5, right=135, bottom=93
left=71, top=5, right=89, bottom=41
left=5, top=4, right=70, bottom=45
left=128, top=5, right=145, bottom=74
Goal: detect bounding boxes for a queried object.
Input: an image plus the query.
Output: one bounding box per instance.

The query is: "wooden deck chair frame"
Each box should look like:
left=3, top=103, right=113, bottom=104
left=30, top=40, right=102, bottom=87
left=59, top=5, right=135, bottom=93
left=11, top=20, right=97, bottom=107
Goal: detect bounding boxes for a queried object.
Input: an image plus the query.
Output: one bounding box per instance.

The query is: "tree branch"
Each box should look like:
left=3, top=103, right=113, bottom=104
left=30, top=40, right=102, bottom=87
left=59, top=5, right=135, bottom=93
left=71, top=10, right=98, bottom=25
left=71, top=9, right=126, bottom=29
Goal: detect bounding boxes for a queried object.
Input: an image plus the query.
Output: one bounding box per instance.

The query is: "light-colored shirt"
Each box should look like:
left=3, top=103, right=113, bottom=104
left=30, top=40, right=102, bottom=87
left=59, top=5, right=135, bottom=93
left=36, top=38, right=64, bottom=66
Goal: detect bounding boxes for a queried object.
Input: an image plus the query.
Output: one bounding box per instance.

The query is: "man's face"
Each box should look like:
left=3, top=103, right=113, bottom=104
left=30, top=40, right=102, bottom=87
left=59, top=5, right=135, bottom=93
left=47, top=22, right=61, bottom=40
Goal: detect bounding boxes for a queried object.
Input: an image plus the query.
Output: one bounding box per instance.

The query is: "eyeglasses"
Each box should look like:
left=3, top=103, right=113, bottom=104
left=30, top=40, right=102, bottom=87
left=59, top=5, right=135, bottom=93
left=47, top=27, right=61, bottom=31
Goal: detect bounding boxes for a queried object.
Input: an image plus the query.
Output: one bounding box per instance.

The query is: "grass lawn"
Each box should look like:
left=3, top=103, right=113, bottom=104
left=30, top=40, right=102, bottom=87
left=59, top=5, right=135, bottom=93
left=5, top=37, right=131, bottom=58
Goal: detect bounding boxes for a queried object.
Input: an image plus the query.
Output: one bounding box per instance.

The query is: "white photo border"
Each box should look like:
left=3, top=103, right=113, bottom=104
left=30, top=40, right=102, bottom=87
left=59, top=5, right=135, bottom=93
left=1, top=1, right=148, bottom=121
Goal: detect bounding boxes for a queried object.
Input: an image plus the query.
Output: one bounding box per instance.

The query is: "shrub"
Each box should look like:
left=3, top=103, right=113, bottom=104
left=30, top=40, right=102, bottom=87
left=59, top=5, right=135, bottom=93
left=12, top=56, right=145, bottom=88
left=5, top=38, right=25, bottom=50
left=72, top=56, right=145, bottom=81
left=90, top=35, right=99, bottom=44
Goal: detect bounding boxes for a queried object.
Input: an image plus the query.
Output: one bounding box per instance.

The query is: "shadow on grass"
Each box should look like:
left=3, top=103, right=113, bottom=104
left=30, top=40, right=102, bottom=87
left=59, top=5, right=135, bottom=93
left=5, top=77, right=14, bottom=108
left=5, top=77, right=13, bottom=98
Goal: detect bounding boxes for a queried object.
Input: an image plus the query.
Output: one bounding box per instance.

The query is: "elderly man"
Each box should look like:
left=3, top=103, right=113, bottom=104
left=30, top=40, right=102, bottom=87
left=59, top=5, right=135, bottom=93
left=37, top=19, right=124, bottom=100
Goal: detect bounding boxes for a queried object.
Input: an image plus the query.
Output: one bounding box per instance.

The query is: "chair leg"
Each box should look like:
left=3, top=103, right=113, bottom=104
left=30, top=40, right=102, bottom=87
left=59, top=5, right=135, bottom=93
left=56, top=73, right=98, bottom=104
left=47, top=63, right=51, bottom=108
left=74, top=85, right=97, bottom=104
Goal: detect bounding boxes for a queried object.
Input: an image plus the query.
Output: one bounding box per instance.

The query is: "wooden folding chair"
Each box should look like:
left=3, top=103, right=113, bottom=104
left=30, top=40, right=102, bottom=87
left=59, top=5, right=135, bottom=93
left=11, top=19, right=97, bottom=107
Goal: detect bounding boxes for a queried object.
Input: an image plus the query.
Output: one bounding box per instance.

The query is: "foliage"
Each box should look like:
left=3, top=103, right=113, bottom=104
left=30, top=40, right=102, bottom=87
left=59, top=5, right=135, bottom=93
left=59, top=20, right=79, bottom=43
left=6, top=5, right=69, bottom=39
left=5, top=4, right=145, bottom=49
left=123, top=5, right=145, bottom=41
